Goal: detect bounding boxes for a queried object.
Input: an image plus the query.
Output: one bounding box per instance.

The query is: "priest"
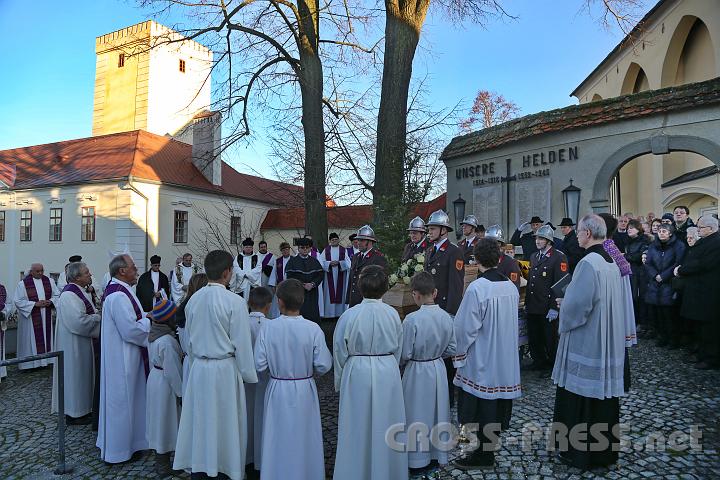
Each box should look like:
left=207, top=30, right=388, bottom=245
left=320, top=233, right=351, bottom=319
left=171, top=253, right=202, bottom=303
left=231, top=238, right=262, bottom=299
left=57, top=254, right=83, bottom=290
left=0, top=282, right=14, bottom=383
left=285, top=237, right=324, bottom=323
left=13, top=263, right=60, bottom=369
left=52, top=262, right=101, bottom=424
left=173, top=250, right=258, bottom=479
left=97, top=254, right=150, bottom=464
left=551, top=214, right=626, bottom=469
left=258, top=240, right=275, bottom=287
left=136, top=255, right=170, bottom=312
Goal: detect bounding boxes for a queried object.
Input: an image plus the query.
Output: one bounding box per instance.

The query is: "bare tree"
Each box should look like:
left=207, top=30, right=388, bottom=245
left=459, top=90, right=520, bottom=132
left=190, top=197, right=264, bottom=257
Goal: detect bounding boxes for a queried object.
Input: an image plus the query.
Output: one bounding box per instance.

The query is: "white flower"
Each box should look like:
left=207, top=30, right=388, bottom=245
left=415, top=254, right=425, bottom=264
left=414, top=264, right=423, bottom=272
left=389, top=274, right=398, bottom=285
left=403, top=276, right=412, bottom=285
left=400, top=264, right=408, bottom=273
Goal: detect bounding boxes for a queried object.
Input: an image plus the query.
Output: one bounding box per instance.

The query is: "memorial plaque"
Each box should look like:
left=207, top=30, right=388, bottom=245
left=515, top=178, right=551, bottom=226
left=472, top=185, right=502, bottom=226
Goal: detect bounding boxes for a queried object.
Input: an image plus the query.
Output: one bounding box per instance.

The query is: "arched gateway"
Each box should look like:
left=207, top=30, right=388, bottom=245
left=441, top=77, right=720, bottom=236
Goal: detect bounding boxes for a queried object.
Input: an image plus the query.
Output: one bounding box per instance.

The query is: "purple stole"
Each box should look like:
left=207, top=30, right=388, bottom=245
left=324, top=246, right=346, bottom=304
left=262, top=253, right=274, bottom=274
left=275, top=257, right=286, bottom=284
left=23, top=275, right=54, bottom=355
left=0, top=284, right=6, bottom=360
left=102, top=282, right=149, bottom=378
left=62, top=284, right=96, bottom=314
left=346, top=247, right=354, bottom=258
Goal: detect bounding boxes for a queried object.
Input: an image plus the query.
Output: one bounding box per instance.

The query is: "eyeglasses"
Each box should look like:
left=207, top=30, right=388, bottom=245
left=697, top=225, right=710, bottom=230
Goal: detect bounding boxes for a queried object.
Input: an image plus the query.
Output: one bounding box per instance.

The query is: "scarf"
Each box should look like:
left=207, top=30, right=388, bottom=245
left=23, top=275, right=53, bottom=354
left=324, top=245, right=346, bottom=304
left=103, top=281, right=149, bottom=378
left=149, top=321, right=175, bottom=343
left=62, top=283, right=95, bottom=314
left=602, top=239, right=632, bottom=277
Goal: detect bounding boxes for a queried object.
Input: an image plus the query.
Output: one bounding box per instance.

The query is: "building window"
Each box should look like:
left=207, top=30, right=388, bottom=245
left=230, top=216, right=241, bottom=244
left=179, top=59, right=186, bottom=73
left=81, top=207, right=96, bottom=241
left=20, top=210, right=32, bottom=241
left=118, top=53, right=125, bottom=68
left=49, top=208, right=63, bottom=242
left=0, top=211, right=4, bottom=242
left=174, top=210, right=188, bottom=243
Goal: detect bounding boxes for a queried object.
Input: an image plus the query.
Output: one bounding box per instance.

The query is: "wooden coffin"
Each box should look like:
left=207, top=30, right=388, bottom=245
left=382, top=283, right=419, bottom=320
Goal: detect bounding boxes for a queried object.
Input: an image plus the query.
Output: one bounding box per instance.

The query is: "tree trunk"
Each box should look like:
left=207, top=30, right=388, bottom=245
left=373, top=0, right=428, bottom=225
left=297, top=0, right=329, bottom=250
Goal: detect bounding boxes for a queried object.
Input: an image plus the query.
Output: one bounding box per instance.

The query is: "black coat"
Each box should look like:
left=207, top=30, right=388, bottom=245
left=674, top=218, right=695, bottom=246
left=612, top=231, right=629, bottom=253
left=285, top=255, right=325, bottom=322
left=346, top=248, right=388, bottom=307
left=402, top=239, right=429, bottom=262
left=458, top=236, right=480, bottom=264
left=644, top=235, right=686, bottom=306
left=510, top=229, right=538, bottom=259
left=525, top=247, right=568, bottom=315
left=624, top=234, right=650, bottom=300
left=136, top=270, right=170, bottom=312
left=678, top=232, right=720, bottom=322
left=561, top=230, right=584, bottom=274
left=424, top=241, right=465, bottom=315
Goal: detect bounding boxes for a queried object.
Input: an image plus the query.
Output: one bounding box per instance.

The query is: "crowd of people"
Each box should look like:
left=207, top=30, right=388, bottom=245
left=0, top=205, right=718, bottom=480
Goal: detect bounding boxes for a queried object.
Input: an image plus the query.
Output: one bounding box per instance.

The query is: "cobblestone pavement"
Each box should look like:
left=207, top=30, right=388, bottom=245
left=1, top=320, right=718, bottom=479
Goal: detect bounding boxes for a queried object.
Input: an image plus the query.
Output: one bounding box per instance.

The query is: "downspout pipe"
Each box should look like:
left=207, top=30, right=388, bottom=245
left=118, top=178, right=149, bottom=270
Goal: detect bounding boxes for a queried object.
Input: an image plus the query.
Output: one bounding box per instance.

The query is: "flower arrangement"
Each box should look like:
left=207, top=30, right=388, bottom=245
left=388, top=253, right=425, bottom=287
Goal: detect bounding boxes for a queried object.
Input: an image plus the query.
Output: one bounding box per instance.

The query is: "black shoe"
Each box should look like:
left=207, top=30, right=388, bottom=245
left=695, top=362, right=713, bottom=370
left=529, top=362, right=546, bottom=371
left=453, top=453, right=494, bottom=470
left=65, top=415, right=92, bottom=426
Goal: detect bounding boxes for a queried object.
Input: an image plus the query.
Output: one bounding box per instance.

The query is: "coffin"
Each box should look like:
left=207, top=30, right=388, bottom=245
left=382, top=283, right=419, bottom=320
left=463, top=265, right=479, bottom=293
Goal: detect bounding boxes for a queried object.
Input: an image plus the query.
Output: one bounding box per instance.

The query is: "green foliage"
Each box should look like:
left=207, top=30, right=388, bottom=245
left=373, top=194, right=410, bottom=273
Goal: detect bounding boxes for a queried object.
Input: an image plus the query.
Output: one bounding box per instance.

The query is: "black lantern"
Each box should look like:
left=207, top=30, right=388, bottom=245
left=562, top=179, right=582, bottom=225
left=452, top=193, right=466, bottom=239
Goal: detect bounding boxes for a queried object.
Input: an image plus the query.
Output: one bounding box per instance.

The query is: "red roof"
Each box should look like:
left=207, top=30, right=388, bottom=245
left=261, top=193, right=447, bottom=230
left=0, top=130, right=303, bottom=206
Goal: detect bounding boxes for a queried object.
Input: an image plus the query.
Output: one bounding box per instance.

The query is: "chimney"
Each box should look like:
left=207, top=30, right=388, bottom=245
left=191, top=111, right=222, bottom=186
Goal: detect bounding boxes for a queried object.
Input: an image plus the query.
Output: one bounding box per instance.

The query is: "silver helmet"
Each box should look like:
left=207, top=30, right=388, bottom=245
left=407, top=216, right=427, bottom=233
left=485, top=224, right=505, bottom=243
left=426, top=210, right=453, bottom=232
left=355, top=224, right=377, bottom=242
left=460, top=214, right=479, bottom=228
left=534, top=224, right=555, bottom=242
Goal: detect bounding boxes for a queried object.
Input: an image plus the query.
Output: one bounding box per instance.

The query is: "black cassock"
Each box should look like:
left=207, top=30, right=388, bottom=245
left=285, top=255, right=325, bottom=322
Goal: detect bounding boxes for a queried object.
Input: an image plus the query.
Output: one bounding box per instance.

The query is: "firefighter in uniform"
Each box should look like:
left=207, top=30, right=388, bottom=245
left=458, top=214, right=481, bottom=264
left=402, top=216, right=430, bottom=262
left=424, top=210, right=465, bottom=404
left=346, top=225, right=388, bottom=307
left=525, top=224, right=569, bottom=370
left=485, top=224, right=523, bottom=290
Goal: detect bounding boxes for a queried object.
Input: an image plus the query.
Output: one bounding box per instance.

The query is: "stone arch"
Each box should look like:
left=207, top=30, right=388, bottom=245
left=620, top=62, right=650, bottom=95
left=661, top=15, right=717, bottom=87
left=662, top=187, right=718, bottom=207
left=590, top=135, right=720, bottom=212
left=591, top=94, right=603, bottom=102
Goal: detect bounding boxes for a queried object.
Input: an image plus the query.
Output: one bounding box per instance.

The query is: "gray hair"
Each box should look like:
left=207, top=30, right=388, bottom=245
left=686, top=226, right=700, bottom=241
left=66, top=262, right=88, bottom=282
left=698, top=215, right=719, bottom=232
left=109, top=255, right=129, bottom=277
left=579, top=214, right=607, bottom=240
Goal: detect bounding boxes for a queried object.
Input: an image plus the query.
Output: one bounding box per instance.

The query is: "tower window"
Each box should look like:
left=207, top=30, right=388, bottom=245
left=179, top=59, right=186, bottom=73
left=118, top=53, right=125, bottom=68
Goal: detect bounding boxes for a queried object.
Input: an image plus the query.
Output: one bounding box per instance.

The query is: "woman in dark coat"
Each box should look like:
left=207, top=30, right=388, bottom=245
left=625, top=219, right=650, bottom=333
left=644, top=224, right=686, bottom=348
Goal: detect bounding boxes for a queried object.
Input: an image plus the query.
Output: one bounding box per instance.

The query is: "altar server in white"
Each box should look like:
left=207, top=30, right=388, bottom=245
left=401, top=272, right=456, bottom=474
left=333, top=264, right=408, bottom=480
left=145, top=298, right=183, bottom=477
left=254, top=279, right=332, bottom=480
left=231, top=238, right=262, bottom=299
left=96, top=254, right=151, bottom=463
left=51, top=262, right=101, bottom=423
left=171, top=253, right=202, bottom=303
left=14, top=263, right=60, bottom=370
left=173, top=250, right=258, bottom=480
left=320, top=232, right=351, bottom=318
left=452, top=238, right=521, bottom=469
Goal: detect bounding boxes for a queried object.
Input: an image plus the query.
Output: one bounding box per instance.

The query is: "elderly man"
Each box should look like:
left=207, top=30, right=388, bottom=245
left=402, top=217, right=429, bottom=262
left=52, top=262, right=101, bottom=424
left=675, top=215, right=720, bottom=370
left=510, top=216, right=544, bottom=259
left=13, top=263, right=61, bottom=369
left=346, top=225, right=388, bottom=308
left=551, top=214, right=626, bottom=470
left=136, top=255, right=170, bottom=312
left=97, top=254, right=150, bottom=464
left=171, top=253, right=202, bottom=303
left=0, top=281, right=14, bottom=382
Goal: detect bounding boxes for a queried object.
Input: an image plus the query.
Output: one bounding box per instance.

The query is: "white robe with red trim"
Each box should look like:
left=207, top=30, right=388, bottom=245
left=452, top=274, right=522, bottom=400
